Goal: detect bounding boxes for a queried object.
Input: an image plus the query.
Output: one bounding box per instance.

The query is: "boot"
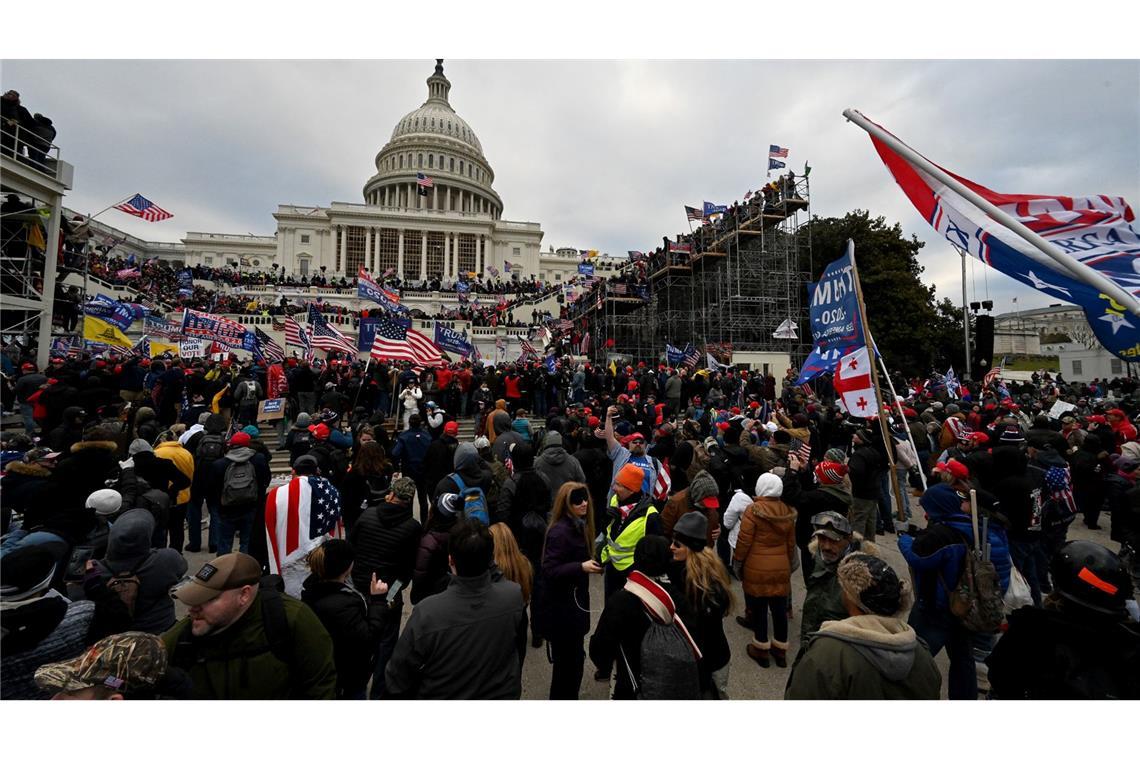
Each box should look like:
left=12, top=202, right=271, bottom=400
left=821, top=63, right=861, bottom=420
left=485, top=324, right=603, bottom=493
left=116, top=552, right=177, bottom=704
left=735, top=615, right=753, bottom=630
left=746, top=640, right=771, bottom=668
left=772, top=640, right=789, bottom=668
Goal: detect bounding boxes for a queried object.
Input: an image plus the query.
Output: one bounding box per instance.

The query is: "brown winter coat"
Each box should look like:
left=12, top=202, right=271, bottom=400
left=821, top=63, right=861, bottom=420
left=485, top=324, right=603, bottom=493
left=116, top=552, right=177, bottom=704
left=660, top=489, right=719, bottom=545
left=733, top=496, right=797, bottom=597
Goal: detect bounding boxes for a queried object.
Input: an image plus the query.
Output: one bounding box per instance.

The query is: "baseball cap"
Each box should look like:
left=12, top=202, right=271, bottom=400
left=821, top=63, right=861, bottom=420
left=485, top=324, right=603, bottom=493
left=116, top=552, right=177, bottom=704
left=933, top=458, right=970, bottom=480
left=309, top=423, right=331, bottom=441
left=811, top=510, right=853, bottom=541
left=171, top=553, right=262, bottom=606
left=621, top=432, right=646, bottom=445
left=228, top=431, right=251, bottom=447
left=34, top=632, right=167, bottom=695
left=444, top=421, right=459, bottom=436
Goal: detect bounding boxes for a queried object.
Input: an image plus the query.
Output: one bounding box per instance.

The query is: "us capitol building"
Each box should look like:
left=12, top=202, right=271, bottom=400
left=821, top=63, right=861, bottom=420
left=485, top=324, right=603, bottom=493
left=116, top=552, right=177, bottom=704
left=83, top=60, right=624, bottom=285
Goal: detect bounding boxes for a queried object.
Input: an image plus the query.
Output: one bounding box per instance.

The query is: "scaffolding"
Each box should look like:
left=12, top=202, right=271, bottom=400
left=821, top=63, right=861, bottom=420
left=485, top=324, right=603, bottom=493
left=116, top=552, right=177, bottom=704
left=579, top=174, right=812, bottom=368
left=1, top=121, right=73, bottom=368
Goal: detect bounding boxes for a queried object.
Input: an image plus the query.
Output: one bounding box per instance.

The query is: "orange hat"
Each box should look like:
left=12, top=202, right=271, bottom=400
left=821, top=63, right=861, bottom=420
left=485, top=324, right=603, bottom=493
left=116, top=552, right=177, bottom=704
left=615, top=463, right=645, bottom=492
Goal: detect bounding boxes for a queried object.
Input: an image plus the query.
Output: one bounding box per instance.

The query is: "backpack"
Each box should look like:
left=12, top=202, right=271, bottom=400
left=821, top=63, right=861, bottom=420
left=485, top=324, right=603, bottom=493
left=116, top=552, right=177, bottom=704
left=623, top=612, right=700, bottom=700
left=195, top=433, right=225, bottom=469
left=172, top=575, right=294, bottom=671
left=939, top=497, right=1005, bottom=634
left=450, top=473, right=489, bottom=525
left=240, top=380, right=259, bottom=405
left=221, top=457, right=259, bottom=513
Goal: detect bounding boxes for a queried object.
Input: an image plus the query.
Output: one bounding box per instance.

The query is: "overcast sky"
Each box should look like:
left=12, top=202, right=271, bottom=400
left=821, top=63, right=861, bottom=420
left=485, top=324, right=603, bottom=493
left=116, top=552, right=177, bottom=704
left=5, top=59, right=1138, bottom=313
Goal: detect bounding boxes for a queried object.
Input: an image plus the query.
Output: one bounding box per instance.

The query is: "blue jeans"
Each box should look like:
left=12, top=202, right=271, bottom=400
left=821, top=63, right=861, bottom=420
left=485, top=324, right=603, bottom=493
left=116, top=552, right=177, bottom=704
left=1008, top=537, right=1047, bottom=607
left=909, top=603, right=976, bottom=700
left=370, top=606, right=401, bottom=699
left=19, top=402, right=36, bottom=435
left=216, top=512, right=253, bottom=555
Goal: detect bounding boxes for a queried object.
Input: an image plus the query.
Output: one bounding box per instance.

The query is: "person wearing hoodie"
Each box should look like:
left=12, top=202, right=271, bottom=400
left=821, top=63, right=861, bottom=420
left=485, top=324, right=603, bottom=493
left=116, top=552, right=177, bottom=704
left=490, top=409, right=523, bottom=464
left=153, top=429, right=195, bottom=552
left=660, top=469, right=721, bottom=547
left=348, top=476, right=421, bottom=698
left=300, top=539, right=393, bottom=699
left=534, top=431, right=587, bottom=499
left=46, top=405, right=88, bottom=453
left=185, top=413, right=228, bottom=553
left=434, top=442, right=496, bottom=519
left=574, top=423, right=616, bottom=532
left=781, top=453, right=853, bottom=582
left=131, top=405, right=160, bottom=446
left=82, top=509, right=187, bottom=637
left=129, top=440, right=191, bottom=520
left=799, top=511, right=878, bottom=641
left=1, top=544, right=96, bottom=700
left=499, top=442, right=553, bottom=545
left=785, top=552, right=941, bottom=699
left=732, top=472, right=797, bottom=668
left=392, top=414, right=433, bottom=522
left=421, top=420, right=460, bottom=506
left=2, top=448, right=56, bottom=535
left=411, top=493, right=462, bottom=604
left=898, top=482, right=1012, bottom=700
left=206, top=432, right=271, bottom=558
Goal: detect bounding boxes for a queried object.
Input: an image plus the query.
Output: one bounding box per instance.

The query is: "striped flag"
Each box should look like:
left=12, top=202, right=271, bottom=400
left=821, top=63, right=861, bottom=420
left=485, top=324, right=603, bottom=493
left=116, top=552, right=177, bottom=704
left=283, top=316, right=310, bottom=350
left=266, top=475, right=344, bottom=597
left=114, top=194, right=173, bottom=222
left=370, top=315, right=444, bottom=366
left=652, top=462, right=672, bottom=501
left=308, top=305, right=358, bottom=356
left=255, top=327, right=285, bottom=363
left=680, top=344, right=700, bottom=369
left=769, top=144, right=789, bottom=158
left=416, top=172, right=433, bottom=188
left=685, top=205, right=703, bottom=221
left=518, top=335, right=539, bottom=359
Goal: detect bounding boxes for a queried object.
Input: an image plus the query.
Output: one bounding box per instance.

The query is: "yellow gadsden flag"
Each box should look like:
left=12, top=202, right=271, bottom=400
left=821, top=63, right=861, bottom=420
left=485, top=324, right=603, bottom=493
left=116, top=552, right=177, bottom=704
left=83, top=316, right=133, bottom=351
left=149, top=340, right=179, bottom=358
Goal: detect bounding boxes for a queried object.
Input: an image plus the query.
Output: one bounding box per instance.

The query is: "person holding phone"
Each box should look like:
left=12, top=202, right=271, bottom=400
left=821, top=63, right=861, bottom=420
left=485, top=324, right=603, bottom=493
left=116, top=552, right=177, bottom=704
left=538, top=482, right=602, bottom=699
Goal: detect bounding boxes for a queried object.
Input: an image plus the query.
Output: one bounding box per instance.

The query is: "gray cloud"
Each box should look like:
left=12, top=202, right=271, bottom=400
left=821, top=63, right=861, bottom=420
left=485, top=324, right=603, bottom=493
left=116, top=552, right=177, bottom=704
left=5, top=59, right=1136, bottom=314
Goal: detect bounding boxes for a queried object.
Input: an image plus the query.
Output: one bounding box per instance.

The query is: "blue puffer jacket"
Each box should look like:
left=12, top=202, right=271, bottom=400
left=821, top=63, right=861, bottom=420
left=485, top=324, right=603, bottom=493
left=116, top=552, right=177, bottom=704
left=899, top=484, right=1012, bottom=611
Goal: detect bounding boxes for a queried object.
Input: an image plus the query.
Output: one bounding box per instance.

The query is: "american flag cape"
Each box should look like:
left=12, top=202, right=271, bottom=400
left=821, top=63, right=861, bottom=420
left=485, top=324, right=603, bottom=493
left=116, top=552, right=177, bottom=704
left=266, top=475, right=344, bottom=597
left=652, top=462, right=672, bottom=501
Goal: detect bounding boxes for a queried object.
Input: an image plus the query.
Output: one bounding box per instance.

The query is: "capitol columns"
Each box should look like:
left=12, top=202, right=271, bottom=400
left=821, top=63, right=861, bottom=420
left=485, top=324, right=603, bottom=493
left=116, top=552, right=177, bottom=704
left=420, top=231, right=428, bottom=281
left=364, top=225, right=373, bottom=272
left=397, top=229, right=405, bottom=279
left=476, top=234, right=484, bottom=277
left=337, top=223, right=348, bottom=276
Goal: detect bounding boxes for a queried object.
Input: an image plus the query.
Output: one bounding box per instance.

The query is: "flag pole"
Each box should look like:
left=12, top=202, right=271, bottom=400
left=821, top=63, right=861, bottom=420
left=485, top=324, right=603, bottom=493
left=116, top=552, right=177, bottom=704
left=877, top=353, right=928, bottom=492
left=843, top=108, right=1140, bottom=318
left=847, top=239, right=907, bottom=522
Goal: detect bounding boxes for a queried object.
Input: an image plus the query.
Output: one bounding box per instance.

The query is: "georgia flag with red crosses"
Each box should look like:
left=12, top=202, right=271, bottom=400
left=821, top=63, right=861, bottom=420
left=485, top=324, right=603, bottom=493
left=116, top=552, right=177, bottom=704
left=834, top=347, right=878, bottom=418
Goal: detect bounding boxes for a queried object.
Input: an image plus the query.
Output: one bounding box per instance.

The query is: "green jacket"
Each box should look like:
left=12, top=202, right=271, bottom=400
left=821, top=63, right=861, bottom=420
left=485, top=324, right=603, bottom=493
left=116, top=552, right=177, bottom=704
left=162, top=591, right=336, bottom=700
left=800, top=537, right=877, bottom=641
left=785, top=615, right=941, bottom=700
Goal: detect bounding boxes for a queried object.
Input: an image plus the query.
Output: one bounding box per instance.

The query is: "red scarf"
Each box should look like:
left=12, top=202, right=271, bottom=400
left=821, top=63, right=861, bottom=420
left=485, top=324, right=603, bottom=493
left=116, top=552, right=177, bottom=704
left=624, top=571, right=702, bottom=660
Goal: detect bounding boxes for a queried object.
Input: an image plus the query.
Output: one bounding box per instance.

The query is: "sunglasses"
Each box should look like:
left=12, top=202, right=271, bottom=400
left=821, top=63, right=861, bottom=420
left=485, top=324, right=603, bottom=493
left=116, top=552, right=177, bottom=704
left=569, top=488, right=589, bottom=504
left=670, top=539, right=684, bottom=548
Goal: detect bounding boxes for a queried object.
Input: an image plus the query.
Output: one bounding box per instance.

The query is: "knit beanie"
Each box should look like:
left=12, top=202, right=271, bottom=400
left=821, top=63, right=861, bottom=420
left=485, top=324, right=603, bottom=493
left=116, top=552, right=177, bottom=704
left=823, top=447, right=847, bottom=463
left=615, top=463, right=645, bottom=492
left=87, top=488, right=123, bottom=516
left=295, top=412, right=313, bottom=428
left=128, top=439, right=153, bottom=456
left=633, top=535, right=672, bottom=577
left=687, top=470, right=719, bottom=504
left=837, top=552, right=913, bottom=617
left=815, top=460, right=848, bottom=485
left=673, top=512, right=708, bottom=551
left=437, top=492, right=462, bottom=517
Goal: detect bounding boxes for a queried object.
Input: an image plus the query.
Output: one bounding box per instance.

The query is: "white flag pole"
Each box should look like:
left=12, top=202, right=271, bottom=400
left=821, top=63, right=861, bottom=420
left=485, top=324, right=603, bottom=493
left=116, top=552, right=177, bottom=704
left=843, top=108, right=1140, bottom=318
left=877, top=353, right=929, bottom=492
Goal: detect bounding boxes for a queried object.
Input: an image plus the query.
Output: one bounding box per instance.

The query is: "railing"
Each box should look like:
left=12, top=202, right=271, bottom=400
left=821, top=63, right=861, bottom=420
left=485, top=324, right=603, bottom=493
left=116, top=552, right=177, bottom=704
left=185, top=232, right=276, bottom=243
left=1, top=122, right=62, bottom=182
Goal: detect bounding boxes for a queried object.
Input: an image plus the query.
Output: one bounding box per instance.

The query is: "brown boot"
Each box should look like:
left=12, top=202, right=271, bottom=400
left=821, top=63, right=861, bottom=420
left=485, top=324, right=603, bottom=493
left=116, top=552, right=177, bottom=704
left=772, top=640, right=789, bottom=668
left=746, top=640, right=771, bottom=668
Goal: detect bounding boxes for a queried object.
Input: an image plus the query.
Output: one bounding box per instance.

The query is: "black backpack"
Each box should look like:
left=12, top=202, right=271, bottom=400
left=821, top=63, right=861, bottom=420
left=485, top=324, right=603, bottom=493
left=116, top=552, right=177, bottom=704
left=195, top=433, right=225, bottom=469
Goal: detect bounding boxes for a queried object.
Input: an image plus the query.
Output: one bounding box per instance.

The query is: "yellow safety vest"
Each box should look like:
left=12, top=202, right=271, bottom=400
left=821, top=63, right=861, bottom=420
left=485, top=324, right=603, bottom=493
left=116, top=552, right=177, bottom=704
left=600, top=495, right=659, bottom=571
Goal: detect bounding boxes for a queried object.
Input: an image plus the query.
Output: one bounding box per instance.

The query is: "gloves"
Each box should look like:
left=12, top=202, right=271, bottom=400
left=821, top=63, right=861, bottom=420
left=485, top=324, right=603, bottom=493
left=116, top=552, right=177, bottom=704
left=732, top=560, right=744, bottom=578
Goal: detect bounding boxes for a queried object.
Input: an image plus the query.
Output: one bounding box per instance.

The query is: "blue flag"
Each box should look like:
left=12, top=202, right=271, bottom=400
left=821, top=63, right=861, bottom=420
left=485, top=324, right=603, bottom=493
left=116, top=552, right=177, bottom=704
left=768, top=158, right=786, bottom=171
left=795, top=250, right=865, bottom=384
left=434, top=323, right=473, bottom=357
left=666, top=343, right=683, bottom=365
left=702, top=201, right=727, bottom=218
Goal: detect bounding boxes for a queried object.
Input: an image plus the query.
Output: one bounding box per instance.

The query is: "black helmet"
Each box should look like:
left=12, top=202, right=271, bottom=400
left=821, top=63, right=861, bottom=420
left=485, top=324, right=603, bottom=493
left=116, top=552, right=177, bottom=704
left=1050, top=541, right=1132, bottom=616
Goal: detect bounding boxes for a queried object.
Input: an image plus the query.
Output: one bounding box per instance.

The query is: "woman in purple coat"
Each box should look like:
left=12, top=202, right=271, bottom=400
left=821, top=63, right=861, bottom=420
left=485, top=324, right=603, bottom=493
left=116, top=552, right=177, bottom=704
left=537, top=481, right=602, bottom=699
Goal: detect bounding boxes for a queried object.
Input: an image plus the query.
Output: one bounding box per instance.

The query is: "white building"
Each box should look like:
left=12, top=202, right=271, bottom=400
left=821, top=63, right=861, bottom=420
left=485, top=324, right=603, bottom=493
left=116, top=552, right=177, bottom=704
left=995, top=303, right=1131, bottom=380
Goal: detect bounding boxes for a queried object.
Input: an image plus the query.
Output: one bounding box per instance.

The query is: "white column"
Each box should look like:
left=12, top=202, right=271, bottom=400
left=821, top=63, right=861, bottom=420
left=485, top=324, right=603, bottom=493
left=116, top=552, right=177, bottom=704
left=444, top=233, right=452, bottom=280
left=433, top=185, right=438, bottom=210
left=338, top=224, right=348, bottom=276
left=447, top=187, right=452, bottom=211
left=476, top=235, right=483, bottom=276
left=397, top=229, right=405, bottom=279
left=420, top=231, right=428, bottom=281
left=383, top=187, right=388, bottom=207
left=364, top=226, right=373, bottom=272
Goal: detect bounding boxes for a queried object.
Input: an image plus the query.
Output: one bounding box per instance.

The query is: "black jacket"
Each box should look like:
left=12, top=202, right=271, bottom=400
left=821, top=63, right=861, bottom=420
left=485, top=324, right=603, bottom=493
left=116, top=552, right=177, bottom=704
left=847, top=444, right=883, bottom=500
left=348, top=500, right=420, bottom=600
left=300, top=576, right=391, bottom=696
left=385, top=571, right=527, bottom=699
left=422, top=434, right=458, bottom=497
left=781, top=469, right=854, bottom=547
left=670, top=562, right=731, bottom=690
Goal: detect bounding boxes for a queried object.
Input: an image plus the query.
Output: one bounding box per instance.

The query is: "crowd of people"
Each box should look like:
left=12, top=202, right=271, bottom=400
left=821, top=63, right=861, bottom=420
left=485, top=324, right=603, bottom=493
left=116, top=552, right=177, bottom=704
left=1, top=344, right=1137, bottom=701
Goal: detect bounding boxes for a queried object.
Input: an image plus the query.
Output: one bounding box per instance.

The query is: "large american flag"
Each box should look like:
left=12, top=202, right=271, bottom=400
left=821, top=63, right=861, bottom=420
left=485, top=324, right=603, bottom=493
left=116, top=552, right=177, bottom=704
left=416, top=172, right=433, bottom=188
left=283, top=315, right=311, bottom=349
left=308, top=305, right=358, bottom=355
left=266, top=475, right=344, bottom=596
left=254, top=327, right=285, bottom=363
left=370, top=315, right=444, bottom=366
left=685, top=205, right=703, bottom=221
left=114, top=194, right=173, bottom=222
left=769, top=144, right=789, bottom=158
left=518, top=335, right=539, bottom=359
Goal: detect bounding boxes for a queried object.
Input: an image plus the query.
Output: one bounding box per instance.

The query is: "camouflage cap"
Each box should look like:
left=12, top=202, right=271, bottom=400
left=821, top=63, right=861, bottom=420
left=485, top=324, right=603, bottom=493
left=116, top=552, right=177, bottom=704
left=34, top=632, right=167, bottom=694
left=391, top=476, right=417, bottom=503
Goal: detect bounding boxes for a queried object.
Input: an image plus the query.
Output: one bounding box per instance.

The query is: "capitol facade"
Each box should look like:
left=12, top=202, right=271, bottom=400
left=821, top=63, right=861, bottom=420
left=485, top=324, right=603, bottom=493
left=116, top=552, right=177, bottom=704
left=100, top=60, right=624, bottom=285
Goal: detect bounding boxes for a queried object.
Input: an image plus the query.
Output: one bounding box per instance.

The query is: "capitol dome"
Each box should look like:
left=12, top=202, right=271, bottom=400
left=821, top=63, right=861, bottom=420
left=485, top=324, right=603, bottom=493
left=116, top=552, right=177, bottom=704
left=363, top=60, right=502, bottom=219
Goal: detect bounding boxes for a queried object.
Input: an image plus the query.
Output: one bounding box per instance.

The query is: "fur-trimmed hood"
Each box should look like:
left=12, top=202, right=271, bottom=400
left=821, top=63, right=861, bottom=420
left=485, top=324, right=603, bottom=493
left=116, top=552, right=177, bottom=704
left=68, top=440, right=119, bottom=454
left=808, top=532, right=876, bottom=563
left=813, top=614, right=920, bottom=682
left=3, top=461, right=52, bottom=478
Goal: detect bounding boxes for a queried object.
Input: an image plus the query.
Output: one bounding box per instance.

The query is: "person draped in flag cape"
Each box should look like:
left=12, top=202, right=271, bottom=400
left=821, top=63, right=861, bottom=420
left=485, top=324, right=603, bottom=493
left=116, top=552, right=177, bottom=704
left=265, top=454, right=344, bottom=598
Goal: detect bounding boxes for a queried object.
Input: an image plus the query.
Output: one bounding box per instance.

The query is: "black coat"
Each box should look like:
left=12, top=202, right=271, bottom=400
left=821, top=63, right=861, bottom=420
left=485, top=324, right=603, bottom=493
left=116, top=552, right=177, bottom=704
left=847, top=444, right=883, bottom=500
left=422, top=434, right=458, bottom=495
left=348, top=500, right=421, bottom=599
left=781, top=469, right=854, bottom=547
left=300, top=576, right=391, bottom=696
left=410, top=518, right=456, bottom=605
left=537, top=516, right=591, bottom=639
left=670, top=562, right=731, bottom=689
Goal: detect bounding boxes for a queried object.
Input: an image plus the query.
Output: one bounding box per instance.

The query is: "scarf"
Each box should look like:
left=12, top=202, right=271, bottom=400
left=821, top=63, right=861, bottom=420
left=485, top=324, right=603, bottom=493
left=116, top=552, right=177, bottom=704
left=623, top=570, right=702, bottom=660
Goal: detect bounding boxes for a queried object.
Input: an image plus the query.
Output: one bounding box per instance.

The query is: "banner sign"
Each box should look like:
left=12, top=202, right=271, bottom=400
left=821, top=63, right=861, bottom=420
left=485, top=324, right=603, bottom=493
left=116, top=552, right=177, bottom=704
left=179, top=337, right=209, bottom=358
left=796, top=250, right=865, bottom=384
left=578, top=263, right=595, bottom=276
left=143, top=316, right=182, bottom=339
left=257, top=398, right=285, bottom=422
left=179, top=308, right=257, bottom=351
left=434, top=324, right=473, bottom=357
left=84, top=294, right=139, bottom=332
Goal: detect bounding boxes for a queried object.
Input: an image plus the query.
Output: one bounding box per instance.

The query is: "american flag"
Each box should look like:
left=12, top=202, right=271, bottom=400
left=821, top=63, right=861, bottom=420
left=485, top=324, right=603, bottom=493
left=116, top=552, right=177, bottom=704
left=680, top=344, right=701, bottom=369
left=308, top=305, right=358, bottom=356
left=254, top=327, right=285, bottom=363
left=685, top=205, right=703, bottom=221
left=611, top=283, right=628, bottom=296
left=416, top=172, right=433, bottom=188
left=370, top=315, right=444, bottom=366
left=283, top=315, right=311, bottom=350
left=518, top=335, right=539, bottom=359
left=769, top=144, right=789, bottom=158
left=744, top=190, right=753, bottom=201
left=983, top=361, right=1003, bottom=389
left=114, top=194, right=173, bottom=222
left=652, top=462, right=672, bottom=501
left=266, top=475, right=344, bottom=596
